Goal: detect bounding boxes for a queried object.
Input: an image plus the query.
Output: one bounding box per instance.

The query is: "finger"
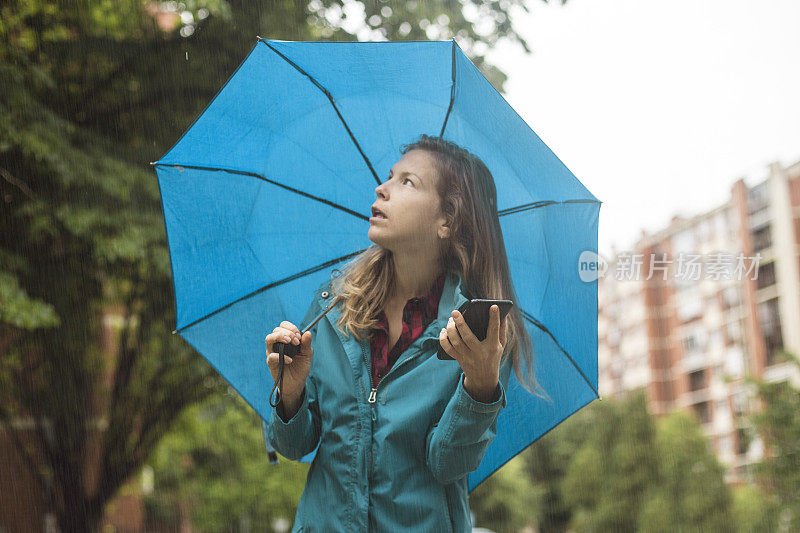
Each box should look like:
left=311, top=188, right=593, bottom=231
left=499, top=314, right=509, bottom=349
left=439, top=327, right=460, bottom=362
left=298, top=331, right=314, bottom=357
left=444, top=321, right=467, bottom=359
left=266, top=352, right=293, bottom=368
left=445, top=319, right=463, bottom=350
left=488, top=305, right=500, bottom=344
left=278, top=328, right=301, bottom=345
left=450, top=310, right=479, bottom=350
left=280, top=321, right=301, bottom=336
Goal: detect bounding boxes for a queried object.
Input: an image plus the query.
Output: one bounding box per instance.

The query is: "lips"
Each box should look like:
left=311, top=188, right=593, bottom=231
left=371, top=206, right=388, bottom=219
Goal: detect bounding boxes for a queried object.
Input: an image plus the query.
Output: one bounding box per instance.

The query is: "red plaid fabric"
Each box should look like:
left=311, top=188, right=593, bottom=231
left=369, top=273, right=447, bottom=387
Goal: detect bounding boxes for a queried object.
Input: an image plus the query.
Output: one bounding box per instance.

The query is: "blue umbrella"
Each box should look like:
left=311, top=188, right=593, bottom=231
left=153, top=37, right=601, bottom=491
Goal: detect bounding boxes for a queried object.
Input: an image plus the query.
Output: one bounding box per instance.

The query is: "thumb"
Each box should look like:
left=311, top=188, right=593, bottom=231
left=298, top=330, right=314, bottom=357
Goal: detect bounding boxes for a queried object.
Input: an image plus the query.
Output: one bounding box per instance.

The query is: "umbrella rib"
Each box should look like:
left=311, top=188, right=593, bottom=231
left=520, top=309, right=599, bottom=398
left=152, top=163, right=368, bottom=221
left=439, top=39, right=457, bottom=137
left=172, top=249, right=367, bottom=335
left=259, top=40, right=382, bottom=186
left=498, top=199, right=600, bottom=217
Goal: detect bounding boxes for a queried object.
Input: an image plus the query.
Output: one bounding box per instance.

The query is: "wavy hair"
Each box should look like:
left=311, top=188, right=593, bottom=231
left=327, top=134, right=547, bottom=400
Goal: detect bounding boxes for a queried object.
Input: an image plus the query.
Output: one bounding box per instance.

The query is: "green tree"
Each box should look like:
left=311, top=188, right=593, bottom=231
left=470, top=455, right=541, bottom=532
left=561, top=392, right=659, bottom=532
left=518, top=401, right=596, bottom=532
left=639, top=411, right=734, bottom=532
left=731, top=483, right=780, bottom=533
left=747, top=350, right=800, bottom=530
left=1, top=0, right=552, bottom=530
left=143, top=386, right=310, bottom=531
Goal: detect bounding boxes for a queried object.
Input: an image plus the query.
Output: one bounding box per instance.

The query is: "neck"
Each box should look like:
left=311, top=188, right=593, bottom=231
left=389, top=250, right=444, bottom=303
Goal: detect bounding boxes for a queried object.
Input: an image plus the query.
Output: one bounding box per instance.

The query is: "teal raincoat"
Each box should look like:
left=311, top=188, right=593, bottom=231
left=262, top=271, right=513, bottom=532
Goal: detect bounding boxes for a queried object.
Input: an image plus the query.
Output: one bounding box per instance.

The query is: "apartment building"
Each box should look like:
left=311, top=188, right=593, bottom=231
left=598, top=157, right=800, bottom=483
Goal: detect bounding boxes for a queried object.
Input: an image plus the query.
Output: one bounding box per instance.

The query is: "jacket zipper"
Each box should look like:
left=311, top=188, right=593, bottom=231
left=362, top=342, right=379, bottom=403
left=362, top=321, right=444, bottom=404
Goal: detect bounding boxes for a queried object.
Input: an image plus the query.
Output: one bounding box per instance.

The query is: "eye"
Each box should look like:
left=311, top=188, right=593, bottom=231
left=403, top=177, right=414, bottom=186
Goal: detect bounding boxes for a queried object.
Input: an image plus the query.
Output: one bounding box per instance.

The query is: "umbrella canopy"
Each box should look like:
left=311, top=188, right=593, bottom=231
left=153, top=37, right=601, bottom=491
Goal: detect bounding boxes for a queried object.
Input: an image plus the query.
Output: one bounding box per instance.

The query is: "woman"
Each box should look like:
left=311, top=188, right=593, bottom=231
left=264, top=134, right=542, bottom=532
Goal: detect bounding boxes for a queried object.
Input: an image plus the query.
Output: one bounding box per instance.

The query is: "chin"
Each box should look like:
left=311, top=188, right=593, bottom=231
left=367, top=229, right=385, bottom=247
left=367, top=229, right=394, bottom=251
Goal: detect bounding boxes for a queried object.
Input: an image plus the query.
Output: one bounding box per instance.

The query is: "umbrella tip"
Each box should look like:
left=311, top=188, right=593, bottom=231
left=172, top=329, right=177, bottom=335
left=150, top=161, right=156, bottom=166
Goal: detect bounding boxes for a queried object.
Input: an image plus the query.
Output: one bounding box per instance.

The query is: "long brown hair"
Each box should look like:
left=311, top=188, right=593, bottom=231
left=328, top=134, right=547, bottom=400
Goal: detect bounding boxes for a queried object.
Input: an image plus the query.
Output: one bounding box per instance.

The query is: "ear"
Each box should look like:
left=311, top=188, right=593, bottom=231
left=436, top=209, right=451, bottom=240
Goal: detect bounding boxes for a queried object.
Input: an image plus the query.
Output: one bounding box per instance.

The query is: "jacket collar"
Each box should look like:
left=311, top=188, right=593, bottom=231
left=315, top=270, right=471, bottom=335
left=313, top=271, right=472, bottom=382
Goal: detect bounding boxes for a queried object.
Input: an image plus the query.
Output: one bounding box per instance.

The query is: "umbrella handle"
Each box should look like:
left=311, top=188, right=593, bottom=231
left=269, top=340, right=301, bottom=409
left=269, top=343, right=287, bottom=409
left=268, top=295, right=340, bottom=410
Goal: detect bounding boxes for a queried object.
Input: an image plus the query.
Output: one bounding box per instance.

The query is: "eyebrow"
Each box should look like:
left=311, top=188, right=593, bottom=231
left=389, top=169, right=423, bottom=184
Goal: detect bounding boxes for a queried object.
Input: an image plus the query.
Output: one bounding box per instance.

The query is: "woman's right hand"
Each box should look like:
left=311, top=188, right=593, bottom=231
left=266, top=321, right=314, bottom=403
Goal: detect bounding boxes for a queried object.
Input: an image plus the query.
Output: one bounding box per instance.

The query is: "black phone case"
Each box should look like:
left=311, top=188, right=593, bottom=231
left=437, top=299, right=514, bottom=360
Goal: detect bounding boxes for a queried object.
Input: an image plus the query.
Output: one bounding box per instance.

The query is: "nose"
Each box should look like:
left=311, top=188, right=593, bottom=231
left=375, top=181, right=388, bottom=200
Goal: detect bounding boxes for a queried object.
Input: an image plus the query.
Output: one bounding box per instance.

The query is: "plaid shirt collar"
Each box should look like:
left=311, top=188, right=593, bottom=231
left=374, top=272, right=447, bottom=333
left=369, top=272, right=447, bottom=386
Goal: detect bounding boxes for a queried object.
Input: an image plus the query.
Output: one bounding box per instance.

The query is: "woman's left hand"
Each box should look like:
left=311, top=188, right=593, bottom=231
left=439, top=305, right=508, bottom=402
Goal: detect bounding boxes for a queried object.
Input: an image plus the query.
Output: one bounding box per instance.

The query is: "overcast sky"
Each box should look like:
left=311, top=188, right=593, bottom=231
left=483, top=0, right=800, bottom=256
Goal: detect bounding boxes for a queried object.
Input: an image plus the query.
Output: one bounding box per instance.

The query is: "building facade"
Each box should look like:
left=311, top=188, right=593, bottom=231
left=598, top=157, right=800, bottom=483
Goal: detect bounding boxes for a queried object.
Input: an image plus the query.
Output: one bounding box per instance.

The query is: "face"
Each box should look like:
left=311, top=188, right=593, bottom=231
left=369, top=149, right=449, bottom=255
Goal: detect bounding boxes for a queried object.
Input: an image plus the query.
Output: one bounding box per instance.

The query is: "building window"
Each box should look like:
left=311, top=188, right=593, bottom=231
left=689, top=369, right=706, bottom=391
left=751, top=224, right=772, bottom=253
left=756, top=261, right=776, bottom=289
left=683, top=334, right=698, bottom=353
left=693, top=401, right=711, bottom=424
left=731, top=391, right=748, bottom=417
left=725, top=319, right=742, bottom=346
left=747, top=181, right=769, bottom=215
left=736, top=427, right=750, bottom=455
left=676, top=285, right=703, bottom=322
left=721, top=286, right=740, bottom=309
left=757, top=298, right=784, bottom=365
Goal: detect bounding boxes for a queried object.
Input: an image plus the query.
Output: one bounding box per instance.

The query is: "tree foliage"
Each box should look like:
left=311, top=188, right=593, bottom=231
left=640, top=411, right=734, bottom=532
left=1, top=0, right=533, bottom=530
left=143, top=387, right=311, bottom=531
left=747, top=350, right=800, bottom=530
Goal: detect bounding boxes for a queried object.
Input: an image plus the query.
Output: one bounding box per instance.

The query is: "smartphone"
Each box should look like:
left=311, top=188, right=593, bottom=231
left=437, top=299, right=515, bottom=360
